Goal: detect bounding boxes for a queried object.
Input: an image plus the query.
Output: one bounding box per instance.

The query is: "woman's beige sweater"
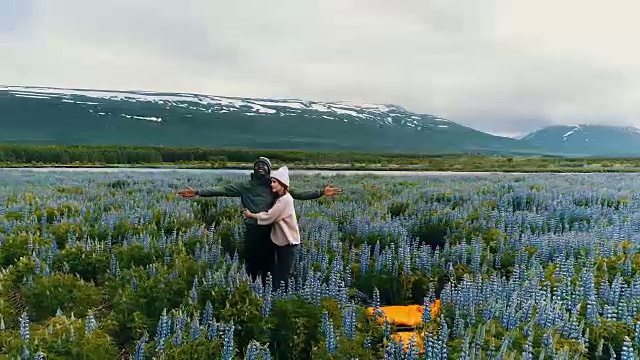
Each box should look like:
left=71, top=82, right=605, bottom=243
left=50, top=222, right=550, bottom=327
left=256, top=193, right=301, bottom=246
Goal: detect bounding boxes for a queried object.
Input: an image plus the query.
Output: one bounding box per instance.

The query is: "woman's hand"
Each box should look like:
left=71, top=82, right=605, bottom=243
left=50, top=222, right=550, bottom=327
left=243, top=209, right=256, bottom=219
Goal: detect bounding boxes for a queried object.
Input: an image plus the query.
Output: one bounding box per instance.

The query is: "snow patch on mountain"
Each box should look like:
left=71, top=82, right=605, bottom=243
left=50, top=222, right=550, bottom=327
left=122, top=114, right=162, bottom=122
left=623, top=126, right=640, bottom=135
left=562, top=125, right=581, bottom=141
left=10, top=91, right=51, bottom=100
left=515, top=129, right=541, bottom=141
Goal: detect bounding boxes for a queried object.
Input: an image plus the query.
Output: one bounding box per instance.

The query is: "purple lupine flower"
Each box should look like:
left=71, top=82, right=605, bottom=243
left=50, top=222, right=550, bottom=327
left=190, top=277, right=198, bottom=304
left=621, top=336, right=634, bottom=360
left=19, top=312, right=29, bottom=341
left=321, top=311, right=337, bottom=354
left=203, top=301, right=213, bottom=327
left=85, top=311, right=98, bottom=335
left=244, top=340, right=265, bottom=360
left=262, top=273, right=272, bottom=318
left=221, top=322, right=235, bottom=360
left=341, top=302, right=356, bottom=339
left=133, top=333, right=148, bottom=360
left=189, top=315, right=201, bottom=340
left=155, top=309, right=170, bottom=353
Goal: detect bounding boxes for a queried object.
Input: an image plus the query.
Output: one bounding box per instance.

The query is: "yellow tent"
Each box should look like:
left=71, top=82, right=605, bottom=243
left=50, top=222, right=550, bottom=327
left=365, top=300, right=441, bottom=354
left=390, top=331, right=425, bottom=353
left=365, top=300, right=441, bottom=326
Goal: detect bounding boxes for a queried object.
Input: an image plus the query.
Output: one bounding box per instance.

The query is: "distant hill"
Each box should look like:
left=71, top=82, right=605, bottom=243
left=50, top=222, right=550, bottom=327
left=0, top=86, right=543, bottom=155
left=518, top=124, right=640, bottom=157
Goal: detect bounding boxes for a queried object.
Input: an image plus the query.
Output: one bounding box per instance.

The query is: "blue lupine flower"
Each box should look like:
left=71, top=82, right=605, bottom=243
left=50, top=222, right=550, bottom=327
left=85, top=311, right=98, bottom=335
left=19, top=312, right=29, bottom=341
left=221, top=322, right=235, bottom=360
left=133, top=333, right=148, bottom=360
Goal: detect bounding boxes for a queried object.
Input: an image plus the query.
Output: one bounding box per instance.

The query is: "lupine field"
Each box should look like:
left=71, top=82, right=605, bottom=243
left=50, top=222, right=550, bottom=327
left=2, top=169, right=640, bottom=359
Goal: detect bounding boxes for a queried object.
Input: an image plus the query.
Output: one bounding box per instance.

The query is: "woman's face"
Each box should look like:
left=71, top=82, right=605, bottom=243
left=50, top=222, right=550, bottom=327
left=270, top=178, right=284, bottom=193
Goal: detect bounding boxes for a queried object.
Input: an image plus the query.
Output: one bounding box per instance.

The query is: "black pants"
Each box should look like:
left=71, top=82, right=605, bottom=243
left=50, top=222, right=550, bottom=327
left=243, top=224, right=299, bottom=290
left=243, top=224, right=275, bottom=287
left=272, top=244, right=299, bottom=291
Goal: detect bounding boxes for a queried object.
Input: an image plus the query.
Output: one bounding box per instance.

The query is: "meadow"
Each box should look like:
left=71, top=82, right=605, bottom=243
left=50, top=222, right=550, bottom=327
left=0, top=169, right=639, bottom=359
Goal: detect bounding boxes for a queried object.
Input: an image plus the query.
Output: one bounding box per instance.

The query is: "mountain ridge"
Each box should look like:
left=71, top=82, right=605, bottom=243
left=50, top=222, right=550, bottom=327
left=0, top=85, right=544, bottom=155
left=518, top=124, right=640, bottom=157
left=3, top=85, right=640, bottom=157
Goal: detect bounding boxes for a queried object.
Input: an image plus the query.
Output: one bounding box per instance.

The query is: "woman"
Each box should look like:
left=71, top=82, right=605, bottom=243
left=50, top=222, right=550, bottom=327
left=243, top=166, right=300, bottom=290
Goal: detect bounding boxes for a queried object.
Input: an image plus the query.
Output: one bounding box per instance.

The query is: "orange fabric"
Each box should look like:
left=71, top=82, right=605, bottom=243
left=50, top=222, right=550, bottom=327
left=366, top=305, right=423, bottom=326
left=366, top=300, right=441, bottom=355
left=390, top=331, right=425, bottom=353
left=366, top=300, right=441, bottom=327
left=432, top=299, right=441, bottom=319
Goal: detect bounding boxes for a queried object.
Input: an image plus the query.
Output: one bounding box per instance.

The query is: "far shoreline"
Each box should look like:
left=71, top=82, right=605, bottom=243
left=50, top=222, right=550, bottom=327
left=1, top=162, right=640, bottom=174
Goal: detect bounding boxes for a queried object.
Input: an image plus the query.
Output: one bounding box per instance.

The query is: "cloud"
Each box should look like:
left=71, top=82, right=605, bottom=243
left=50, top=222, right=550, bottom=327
left=1, top=0, right=640, bottom=135
left=0, top=0, right=35, bottom=35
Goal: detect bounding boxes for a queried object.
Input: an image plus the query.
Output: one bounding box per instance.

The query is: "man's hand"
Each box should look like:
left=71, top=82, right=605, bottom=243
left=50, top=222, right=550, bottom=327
left=323, top=185, right=342, bottom=197
left=178, top=186, right=197, bottom=198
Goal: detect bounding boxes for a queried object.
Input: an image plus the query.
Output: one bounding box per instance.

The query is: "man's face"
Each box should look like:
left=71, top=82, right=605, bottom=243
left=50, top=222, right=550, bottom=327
left=253, top=161, right=269, bottom=177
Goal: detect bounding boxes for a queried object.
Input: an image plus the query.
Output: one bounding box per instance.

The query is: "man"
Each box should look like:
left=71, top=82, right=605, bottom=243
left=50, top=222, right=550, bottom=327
left=178, top=156, right=341, bottom=285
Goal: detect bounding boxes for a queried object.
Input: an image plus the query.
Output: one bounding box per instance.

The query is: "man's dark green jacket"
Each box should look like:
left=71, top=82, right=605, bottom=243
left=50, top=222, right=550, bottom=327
left=196, top=176, right=323, bottom=225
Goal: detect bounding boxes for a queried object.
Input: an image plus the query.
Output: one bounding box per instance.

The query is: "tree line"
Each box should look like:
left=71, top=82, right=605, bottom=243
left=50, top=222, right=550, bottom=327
left=0, top=144, right=449, bottom=165
left=1, top=143, right=635, bottom=169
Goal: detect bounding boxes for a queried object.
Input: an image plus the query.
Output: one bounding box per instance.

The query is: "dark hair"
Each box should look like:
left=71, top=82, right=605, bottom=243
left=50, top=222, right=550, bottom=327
left=271, top=178, right=289, bottom=198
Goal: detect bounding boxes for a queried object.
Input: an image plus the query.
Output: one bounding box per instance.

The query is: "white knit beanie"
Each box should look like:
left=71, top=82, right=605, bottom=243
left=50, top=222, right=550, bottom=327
left=271, top=166, right=290, bottom=187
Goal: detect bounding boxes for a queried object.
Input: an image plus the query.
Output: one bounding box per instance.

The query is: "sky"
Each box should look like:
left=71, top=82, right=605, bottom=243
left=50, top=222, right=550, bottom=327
left=1, top=0, right=640, bottom=137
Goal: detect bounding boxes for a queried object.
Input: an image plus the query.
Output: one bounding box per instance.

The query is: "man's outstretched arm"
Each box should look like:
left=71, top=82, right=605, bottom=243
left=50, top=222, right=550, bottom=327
left=179, top=181, right=246, bottom=198
left=197, top=181, right=245, bottom=197
left=289, top=188, right=323, bottom=200
left=290, top=185, right=341, bottom=200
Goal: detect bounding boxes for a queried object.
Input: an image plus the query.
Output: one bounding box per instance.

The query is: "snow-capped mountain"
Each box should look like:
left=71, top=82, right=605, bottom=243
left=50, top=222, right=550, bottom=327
left=2, top=86, right=447, bottom=129
left=518, top=124, right=640, bottom=156
left=0, top=85, right=540, bottom=154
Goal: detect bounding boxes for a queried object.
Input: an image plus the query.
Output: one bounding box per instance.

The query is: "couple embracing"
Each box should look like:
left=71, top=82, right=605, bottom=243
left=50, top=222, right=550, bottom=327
left=179, top=157, right=341, bottom=290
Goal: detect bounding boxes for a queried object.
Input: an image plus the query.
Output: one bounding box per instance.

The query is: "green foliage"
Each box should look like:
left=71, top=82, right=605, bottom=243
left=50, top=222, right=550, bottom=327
left=0, top=235, right=34, bottom=267
left=265, top=297, right=328, bottom=359
left=0, top=314, right=119, bottom=359
left=20, top=273, right=104, bottom=322
left=206, top=281, right=270, bottom=351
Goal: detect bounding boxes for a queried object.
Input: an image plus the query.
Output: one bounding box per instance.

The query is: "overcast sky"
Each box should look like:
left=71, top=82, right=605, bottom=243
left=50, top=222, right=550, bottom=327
left=1, top=0, right=639, bottom=136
